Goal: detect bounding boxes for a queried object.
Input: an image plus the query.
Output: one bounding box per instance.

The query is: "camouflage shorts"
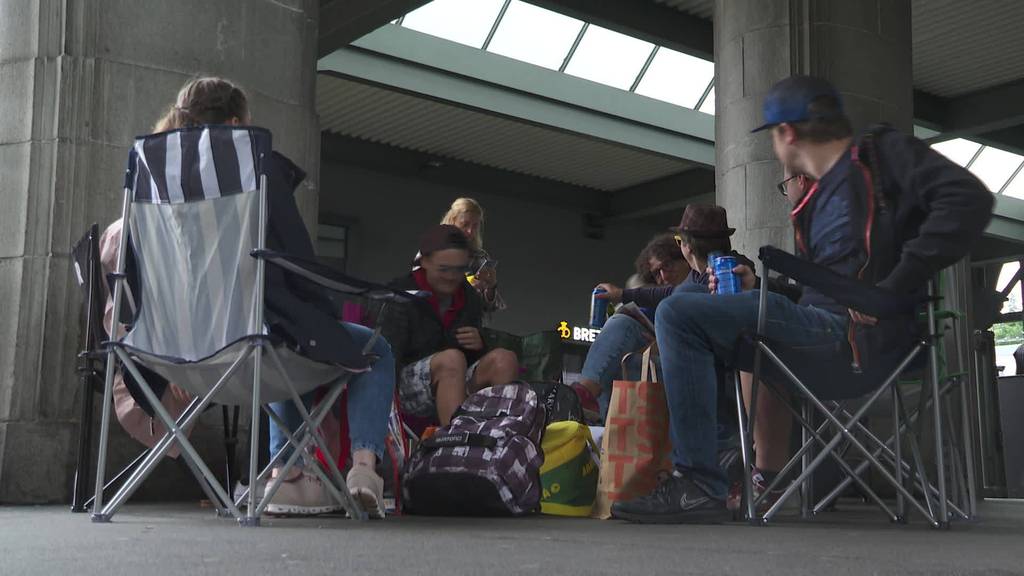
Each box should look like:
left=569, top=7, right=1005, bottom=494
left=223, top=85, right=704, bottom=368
left=398, top=352, right=481, bottom=418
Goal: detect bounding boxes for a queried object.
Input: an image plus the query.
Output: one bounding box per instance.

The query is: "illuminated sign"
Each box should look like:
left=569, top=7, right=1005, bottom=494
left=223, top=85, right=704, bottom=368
left=558, top=321, right=601, bottom=343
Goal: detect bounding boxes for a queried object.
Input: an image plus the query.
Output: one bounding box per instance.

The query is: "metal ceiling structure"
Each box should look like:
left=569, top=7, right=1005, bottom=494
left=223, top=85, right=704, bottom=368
left=317, top=0, right=1024, bottom=237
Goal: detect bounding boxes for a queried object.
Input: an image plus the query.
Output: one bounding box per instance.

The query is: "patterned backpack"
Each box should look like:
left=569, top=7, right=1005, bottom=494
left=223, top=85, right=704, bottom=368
left=403, top=383, right=545, bottom=516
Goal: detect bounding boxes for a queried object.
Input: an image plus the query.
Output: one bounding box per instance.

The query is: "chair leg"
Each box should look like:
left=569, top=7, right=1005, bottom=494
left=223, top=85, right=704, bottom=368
left=242, top=343, right=264, bottom=527
left=800, top=399, right=813, bottom=520
left=734, top=372, right=758, bottom=525
left=72, top=372, right=97, bottom=513
left=958, top=375, right=978, bottom=519
left=892, top=387, right=906, bottom=523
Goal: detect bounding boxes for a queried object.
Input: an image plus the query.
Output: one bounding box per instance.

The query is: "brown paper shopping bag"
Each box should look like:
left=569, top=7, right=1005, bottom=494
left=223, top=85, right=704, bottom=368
left=592, top=347, right=672, bottom=519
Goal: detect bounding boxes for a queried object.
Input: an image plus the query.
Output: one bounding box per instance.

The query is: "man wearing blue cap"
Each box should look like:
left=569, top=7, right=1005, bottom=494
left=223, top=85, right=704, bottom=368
left=611, top=75, right=993, bottom=524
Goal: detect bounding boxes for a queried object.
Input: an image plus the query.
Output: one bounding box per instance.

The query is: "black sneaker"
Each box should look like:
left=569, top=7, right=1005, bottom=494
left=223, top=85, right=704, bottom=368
left=611, top=471, right=729, bottom=524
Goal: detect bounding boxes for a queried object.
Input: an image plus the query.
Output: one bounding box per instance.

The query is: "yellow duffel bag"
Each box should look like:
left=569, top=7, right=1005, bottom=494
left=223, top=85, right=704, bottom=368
left=539, top=421, right=599, bottom=517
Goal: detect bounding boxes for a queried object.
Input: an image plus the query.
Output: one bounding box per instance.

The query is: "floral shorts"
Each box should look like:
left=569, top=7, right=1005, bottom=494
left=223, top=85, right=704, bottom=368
left=398, top=352, right=481, bottom=417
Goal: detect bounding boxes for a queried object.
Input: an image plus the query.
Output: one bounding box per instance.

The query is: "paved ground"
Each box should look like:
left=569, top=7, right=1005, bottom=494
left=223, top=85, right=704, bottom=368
left=1, top=500, right=1022, bottom=575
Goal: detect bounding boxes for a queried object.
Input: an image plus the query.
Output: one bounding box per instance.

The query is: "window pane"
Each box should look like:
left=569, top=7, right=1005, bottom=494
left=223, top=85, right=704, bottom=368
left=997, top=261, right=1022, bottom=296
left=634, top=48, right=714, bottom=108
left=931, top=138, right=982, bottom=167
left=400, top=0, right=505, bottom=49
left=486, top=1, right=584, bottom=70
left=563, top=25, right=655, bottom=90
left=993, top=321, right=1023, bottom=374
left=1003, top=170, right=1024, bottom=199
left=969, top=146, right=1024, bottom=193
left=698, top=85, right=715, bottom=115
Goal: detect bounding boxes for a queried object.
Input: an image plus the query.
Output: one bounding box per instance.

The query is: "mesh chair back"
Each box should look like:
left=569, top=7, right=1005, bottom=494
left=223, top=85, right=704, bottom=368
left=121, top=126, right=272, bottom=362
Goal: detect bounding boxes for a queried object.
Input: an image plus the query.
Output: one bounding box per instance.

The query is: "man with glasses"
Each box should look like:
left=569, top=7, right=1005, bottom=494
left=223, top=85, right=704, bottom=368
left=610, top=75, right=993, bottom=524
left=380, top=225, right=519, bottom=426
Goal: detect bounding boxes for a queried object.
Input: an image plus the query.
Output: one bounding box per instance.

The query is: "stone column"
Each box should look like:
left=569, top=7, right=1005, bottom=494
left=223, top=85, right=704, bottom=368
left=0, top=0, right=321, bottom=503
left=713, top=0, right=913, bottom=257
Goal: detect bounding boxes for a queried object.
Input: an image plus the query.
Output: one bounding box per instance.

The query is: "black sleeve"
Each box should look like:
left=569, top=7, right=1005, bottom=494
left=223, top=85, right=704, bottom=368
left=621, top=285, right=676, bottom=308
left=375, top=298, right=410, bottom=367
left=875, top=131, right=994, bottom=294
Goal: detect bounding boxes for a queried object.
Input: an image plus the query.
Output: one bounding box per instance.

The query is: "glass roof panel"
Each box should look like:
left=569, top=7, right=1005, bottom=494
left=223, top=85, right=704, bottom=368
left=634, top=48, right=715, bottom=108
left=486, top=1, right=584, bottom=70
left=400, top=0, right=505, bottom=49
left=931, top=138, right=982, bottom=167
left=969, top=146, right=1024, bottom=193
left=563, top=25, right=655, bottom=91
left=1002, top=170, right=1024, bottom=200
left=698, top=86, right=715, bottom=115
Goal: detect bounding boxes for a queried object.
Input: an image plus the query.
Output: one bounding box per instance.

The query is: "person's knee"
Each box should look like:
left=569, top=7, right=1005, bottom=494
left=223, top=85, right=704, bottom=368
left=431, top=348, right=468, bottom=376
left=484, top=348, right=519, bottom=375
left=656, top=293, right=707, bottom=330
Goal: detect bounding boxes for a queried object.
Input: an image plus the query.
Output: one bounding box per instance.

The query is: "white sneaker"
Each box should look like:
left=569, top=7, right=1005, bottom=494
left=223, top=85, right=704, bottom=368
left=265, top=470, right=344, bottom=516
left=347, top=465, right=386, bottom=519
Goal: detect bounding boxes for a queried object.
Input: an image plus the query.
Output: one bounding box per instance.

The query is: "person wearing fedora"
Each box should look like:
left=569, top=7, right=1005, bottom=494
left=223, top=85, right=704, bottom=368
left=609, top=75, right=992, bottom=524
left=571, top=205, right=753, bottom=424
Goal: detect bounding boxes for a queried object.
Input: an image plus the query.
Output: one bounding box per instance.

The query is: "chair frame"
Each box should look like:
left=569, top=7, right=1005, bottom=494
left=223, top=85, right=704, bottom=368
left=735, top=249, right=977, bottom=528
left=71, top=225, right=243, bottom=513
left=89, top=134, right=400, bottom=526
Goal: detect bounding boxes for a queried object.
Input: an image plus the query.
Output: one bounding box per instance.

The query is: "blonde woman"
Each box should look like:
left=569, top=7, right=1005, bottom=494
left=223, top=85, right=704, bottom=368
left=416, top=198, right=506, bottom=313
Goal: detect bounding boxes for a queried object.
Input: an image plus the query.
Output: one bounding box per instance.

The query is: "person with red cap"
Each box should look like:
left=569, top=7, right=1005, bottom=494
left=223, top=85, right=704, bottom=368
left=379, top=225, right=520, bottom=427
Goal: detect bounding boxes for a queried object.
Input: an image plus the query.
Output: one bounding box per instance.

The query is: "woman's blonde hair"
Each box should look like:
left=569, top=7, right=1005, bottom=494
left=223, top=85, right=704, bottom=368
left=153, top=77, right=249, bottom=132
left=440, top=197, right=484, bottom=251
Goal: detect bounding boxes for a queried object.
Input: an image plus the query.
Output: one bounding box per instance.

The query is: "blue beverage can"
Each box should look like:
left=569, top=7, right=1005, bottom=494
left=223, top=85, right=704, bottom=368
left=712, top=253, right=742, bottom=295
left=590, top=288, right=608, bottom=328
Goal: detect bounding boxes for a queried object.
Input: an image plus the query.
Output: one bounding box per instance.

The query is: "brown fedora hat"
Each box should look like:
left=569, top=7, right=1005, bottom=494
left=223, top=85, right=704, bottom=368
left=669, top=204, right=736, bottom=238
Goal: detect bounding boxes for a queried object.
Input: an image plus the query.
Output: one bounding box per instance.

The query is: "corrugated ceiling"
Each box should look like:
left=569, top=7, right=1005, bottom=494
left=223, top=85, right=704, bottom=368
left=912, top=0, right=1024, bottom=97
left=317, top=74, right=694, bottom=191
left=652, top=0, right=713, bottom=20
left=654, top=0, right=1024, bottom=98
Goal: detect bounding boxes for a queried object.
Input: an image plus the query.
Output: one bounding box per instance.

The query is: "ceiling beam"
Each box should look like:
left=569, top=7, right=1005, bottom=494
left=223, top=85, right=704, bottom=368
left=318, top=0, right=430, bottom=57
left=915, top=79, right=1024, bottom=148
left=607, top=168, right=715, bottom=222
left=524, top=0, right=714, bottom=61
left=321, top=25, right=715, bottom=164
left=321, top=132, right=608, bottom=214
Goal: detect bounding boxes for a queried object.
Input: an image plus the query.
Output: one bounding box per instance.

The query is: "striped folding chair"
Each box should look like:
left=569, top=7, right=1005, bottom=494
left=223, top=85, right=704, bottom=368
left=91, top=125, right=406, bottom=526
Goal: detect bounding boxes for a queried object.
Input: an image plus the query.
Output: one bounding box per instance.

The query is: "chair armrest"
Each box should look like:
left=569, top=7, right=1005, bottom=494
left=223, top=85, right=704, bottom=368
left=758, top=246, right=919, bottom=318
left=252, top=249, right=419, bottom=303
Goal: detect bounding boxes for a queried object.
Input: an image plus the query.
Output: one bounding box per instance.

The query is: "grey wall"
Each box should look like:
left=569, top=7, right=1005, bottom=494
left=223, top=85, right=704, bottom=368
left=0, top=0, right=320, bottom=503
left=319, top=161, right=662, bottom=336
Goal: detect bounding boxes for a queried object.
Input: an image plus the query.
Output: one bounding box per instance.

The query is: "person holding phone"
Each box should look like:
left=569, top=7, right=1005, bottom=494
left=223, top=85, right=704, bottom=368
left=440, top=198, right=506, bottom=313
left=379, top=225, right=520, bottom=426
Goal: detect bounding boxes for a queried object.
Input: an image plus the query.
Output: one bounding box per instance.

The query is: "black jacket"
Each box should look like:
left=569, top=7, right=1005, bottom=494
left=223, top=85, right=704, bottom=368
left=260, top=152, right=367, bottom=370
left=377, top=272, right=489, bottom=369
left=792, top=126, right=993, bottom=373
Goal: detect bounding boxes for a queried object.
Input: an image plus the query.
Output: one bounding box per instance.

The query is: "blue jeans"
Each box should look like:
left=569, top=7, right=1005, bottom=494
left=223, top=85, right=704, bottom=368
left=580, top=314, right=653, bottom=418
left=268, top=322, right=395, bottom=464
left=655, top=290, right=848, bottom=499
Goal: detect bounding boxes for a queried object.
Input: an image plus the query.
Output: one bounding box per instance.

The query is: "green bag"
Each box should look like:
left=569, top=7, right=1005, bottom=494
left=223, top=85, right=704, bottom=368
left=540, top=421, right=599, bottom=516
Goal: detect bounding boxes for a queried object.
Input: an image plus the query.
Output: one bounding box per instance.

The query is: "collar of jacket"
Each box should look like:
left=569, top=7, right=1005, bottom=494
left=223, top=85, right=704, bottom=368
left=412, top=268, right=466, bottom=329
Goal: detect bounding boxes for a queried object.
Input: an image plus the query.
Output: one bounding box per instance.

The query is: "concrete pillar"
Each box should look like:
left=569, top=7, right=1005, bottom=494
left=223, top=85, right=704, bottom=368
left=0, top=0, right=321, bottom=503
left=713, top=0, right=913, bottom=257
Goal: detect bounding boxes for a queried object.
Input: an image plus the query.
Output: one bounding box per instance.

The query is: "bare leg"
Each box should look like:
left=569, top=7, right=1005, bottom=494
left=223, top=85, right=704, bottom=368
left=431, top=349, right=469, bottom=426
left=469, top=348, right=520, bottom=392
left=741, top=371, right=792, bottom=472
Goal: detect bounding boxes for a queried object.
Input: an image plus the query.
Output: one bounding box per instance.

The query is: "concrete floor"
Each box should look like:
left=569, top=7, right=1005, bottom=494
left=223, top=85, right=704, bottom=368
left=1, top=500, right=1022, bottom=576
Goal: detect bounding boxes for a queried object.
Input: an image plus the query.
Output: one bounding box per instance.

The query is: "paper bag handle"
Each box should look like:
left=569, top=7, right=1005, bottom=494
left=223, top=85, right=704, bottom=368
left=640, top=346, right=657, bottom=383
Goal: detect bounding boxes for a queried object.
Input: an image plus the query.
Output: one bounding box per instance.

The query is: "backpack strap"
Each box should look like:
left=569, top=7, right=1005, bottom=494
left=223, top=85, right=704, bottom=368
left=852, top=123, right=896, bottom=211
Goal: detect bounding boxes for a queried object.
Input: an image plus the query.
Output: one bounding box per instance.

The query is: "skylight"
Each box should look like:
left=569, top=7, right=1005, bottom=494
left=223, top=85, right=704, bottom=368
left=634, top=48, right=715, bottom=108
left=486, top=1, right=584, bottom=70
left=390, top=0, right=715, bottom=113
left=400, top=0, right=505, bottom=49
left=931, top=138, right=982, bottom=167
left=563, top=25, right=654, bottom=90
left=969, top=146, right=1024, bottom=193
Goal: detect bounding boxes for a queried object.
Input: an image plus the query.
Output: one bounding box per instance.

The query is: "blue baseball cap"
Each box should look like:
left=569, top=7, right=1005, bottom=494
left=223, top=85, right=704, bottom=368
left=751, top=76, right=844, bottom=133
